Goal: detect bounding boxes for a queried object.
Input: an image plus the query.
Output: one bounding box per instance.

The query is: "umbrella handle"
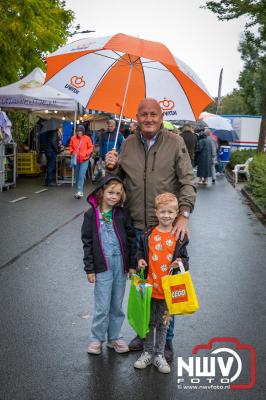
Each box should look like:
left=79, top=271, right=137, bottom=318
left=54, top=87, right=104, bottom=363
left=106, top=148, right=118, bottom=170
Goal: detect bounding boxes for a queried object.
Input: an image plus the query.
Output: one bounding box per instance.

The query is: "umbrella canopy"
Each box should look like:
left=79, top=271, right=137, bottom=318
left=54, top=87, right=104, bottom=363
left=163, top=121, right=175, bottom=130
left=199, top=112, right=239, bottom=142
left=45, top=33, right=213, bottom=121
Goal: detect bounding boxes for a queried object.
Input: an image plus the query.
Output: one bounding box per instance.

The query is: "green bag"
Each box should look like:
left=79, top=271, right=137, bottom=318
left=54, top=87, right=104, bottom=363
left=127, top=270, right=152, bottom=339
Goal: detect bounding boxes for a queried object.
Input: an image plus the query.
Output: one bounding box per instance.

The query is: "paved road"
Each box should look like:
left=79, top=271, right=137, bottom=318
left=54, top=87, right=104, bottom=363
left=0, top=175, right=265, bottom=400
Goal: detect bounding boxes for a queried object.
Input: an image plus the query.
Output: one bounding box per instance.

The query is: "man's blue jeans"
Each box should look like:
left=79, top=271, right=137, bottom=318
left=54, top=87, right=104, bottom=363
left=75, top=160, right=89, bottom=193
left=135, top=228, right=175, bottom=341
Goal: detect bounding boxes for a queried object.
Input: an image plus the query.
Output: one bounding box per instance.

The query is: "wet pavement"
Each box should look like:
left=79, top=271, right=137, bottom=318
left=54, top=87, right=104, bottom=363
left=0, top=174, right=266, bottom=400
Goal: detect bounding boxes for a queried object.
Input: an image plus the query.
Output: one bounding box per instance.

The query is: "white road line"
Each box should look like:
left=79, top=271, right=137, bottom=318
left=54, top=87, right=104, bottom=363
left=9, top=197, right=28, bottom=203
left=34, top=189, right=48, bottom=194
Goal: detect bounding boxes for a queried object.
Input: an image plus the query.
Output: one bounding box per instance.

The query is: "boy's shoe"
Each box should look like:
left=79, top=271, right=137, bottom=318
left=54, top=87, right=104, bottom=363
left=134, top=352, right=153, bottom=369
left=87, top=341, right=102, bottom=355
left=164, top=340, right=173, bottom=362
left=107, top=339, right=129, bottom=353
left=154, top=354, right=171, bottom=374
left=128, top=335, right=144, bottom=351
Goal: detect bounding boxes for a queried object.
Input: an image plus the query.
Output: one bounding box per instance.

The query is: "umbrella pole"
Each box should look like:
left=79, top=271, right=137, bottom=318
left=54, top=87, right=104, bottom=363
left=113, top=63, right=134, bottom=149
left=73, top=101, right=77, bottom=133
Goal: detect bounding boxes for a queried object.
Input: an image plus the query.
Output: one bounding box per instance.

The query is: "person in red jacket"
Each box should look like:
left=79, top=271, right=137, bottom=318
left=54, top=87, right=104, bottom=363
left=69, top=125, right=93, bottom=198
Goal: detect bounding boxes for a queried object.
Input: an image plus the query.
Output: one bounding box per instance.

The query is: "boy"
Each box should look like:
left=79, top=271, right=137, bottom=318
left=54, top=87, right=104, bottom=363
left=133, top=193, right=189, bottom=374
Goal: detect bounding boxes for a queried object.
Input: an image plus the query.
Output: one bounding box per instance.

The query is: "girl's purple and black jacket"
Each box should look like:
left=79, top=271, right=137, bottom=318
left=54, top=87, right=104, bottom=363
left=137, top=227, right=190, bottom=279
left=81, top=178, right=136, bottom=274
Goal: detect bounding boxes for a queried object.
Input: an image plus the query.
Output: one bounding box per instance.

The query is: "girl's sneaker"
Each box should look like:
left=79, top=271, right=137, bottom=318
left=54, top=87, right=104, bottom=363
left=153, top=354, right=171, bottom=373
left=107, top=339, right=129, bottom=353
left=87, top=341, right=102, bottom=355
left=134, top=352, right=153, bottom=369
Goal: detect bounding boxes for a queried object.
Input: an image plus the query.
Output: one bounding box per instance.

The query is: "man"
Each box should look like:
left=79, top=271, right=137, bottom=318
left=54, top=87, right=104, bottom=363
left=180, top=124, right=198, bottom=167
left=44, top=129, right=59, bottom=186
left=100, top=119, right=124, bottom=161
left=105, top=98, right=197, bottom=361
left=205, top=129, right=218, bottom=184
left=129, top=121, right=138, bottom=135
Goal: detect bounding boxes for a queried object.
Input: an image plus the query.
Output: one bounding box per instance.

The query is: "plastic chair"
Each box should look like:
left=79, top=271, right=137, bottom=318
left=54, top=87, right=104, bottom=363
left=233, top=157, right=253, bottom=185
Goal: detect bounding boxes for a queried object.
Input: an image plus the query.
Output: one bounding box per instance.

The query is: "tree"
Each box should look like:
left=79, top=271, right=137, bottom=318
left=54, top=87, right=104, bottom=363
left=0, top=0, right=76, bottom=87
left=206, top=89, right=250, bottom=114
left=203, top=0, right=266, bottom=152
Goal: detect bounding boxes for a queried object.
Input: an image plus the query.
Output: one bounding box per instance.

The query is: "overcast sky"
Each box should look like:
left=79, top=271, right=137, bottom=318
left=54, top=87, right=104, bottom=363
left=64, top=0, right=247, bottom=97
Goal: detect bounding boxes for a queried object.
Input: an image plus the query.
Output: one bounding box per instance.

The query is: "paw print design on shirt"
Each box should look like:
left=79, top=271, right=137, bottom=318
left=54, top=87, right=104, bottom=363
left=152, top=272, right=157, bottom=280
left=154, top=235, right=161, bottom=242
left=166, top=239, right=174, bottom=247
left=160, top=264, right=168, bottom=272
left=153, top=282, right=159, bottom=289
left=155, top=243, right=163, bottom=251
left=152, top=254, right=159, bottom=261
left=166, top=253, right=173, bottom=262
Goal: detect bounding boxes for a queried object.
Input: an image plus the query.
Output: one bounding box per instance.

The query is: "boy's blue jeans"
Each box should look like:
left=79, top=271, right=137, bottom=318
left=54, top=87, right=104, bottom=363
left=90, top=254, right=126, bottom=342
left=135, top=228, right=175, bottom=341
left=75, top=160, right=89, bottom=192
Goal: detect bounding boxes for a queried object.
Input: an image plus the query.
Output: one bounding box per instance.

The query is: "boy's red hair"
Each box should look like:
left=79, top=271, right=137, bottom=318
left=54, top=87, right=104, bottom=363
left=155, top=192, right=178, bottom=210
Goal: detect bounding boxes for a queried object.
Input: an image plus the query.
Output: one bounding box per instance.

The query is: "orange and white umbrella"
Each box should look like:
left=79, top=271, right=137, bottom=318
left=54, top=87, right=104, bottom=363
left=45, top=33, right=213, bottom=123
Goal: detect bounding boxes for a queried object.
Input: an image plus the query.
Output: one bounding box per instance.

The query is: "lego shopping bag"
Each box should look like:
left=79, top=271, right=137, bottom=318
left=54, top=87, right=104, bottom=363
left=162, top=265, right=199, bottom=315
left=127, top=270, right=152, bottom=338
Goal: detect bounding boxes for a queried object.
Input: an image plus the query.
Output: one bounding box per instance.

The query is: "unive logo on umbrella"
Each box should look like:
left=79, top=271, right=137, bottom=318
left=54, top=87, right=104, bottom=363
left=65, top=76, right=86, bottom=95
left=159, top=98, right=177, bottom=117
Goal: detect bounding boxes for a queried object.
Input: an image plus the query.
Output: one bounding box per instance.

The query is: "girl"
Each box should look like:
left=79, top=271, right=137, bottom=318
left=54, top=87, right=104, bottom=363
left=81, top=176, right=136, bottom=355
left=69, top=125, right=93, bottom=199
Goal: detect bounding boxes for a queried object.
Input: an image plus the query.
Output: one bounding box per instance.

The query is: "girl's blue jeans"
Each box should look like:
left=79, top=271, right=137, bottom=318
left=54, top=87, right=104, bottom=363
left=75, top=160, right=89, bottom=192
left=90, top=254, right=126, bottom=343
left=135, top=228, right=175, bottom=341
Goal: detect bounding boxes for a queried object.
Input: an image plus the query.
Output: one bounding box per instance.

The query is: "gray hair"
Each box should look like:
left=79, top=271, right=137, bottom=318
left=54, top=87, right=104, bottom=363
left=107, top=119, right=116, bottom=127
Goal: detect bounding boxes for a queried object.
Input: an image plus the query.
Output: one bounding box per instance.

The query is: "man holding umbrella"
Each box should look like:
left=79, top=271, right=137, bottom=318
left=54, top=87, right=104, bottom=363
left=105, top=98, right=197, bottom=361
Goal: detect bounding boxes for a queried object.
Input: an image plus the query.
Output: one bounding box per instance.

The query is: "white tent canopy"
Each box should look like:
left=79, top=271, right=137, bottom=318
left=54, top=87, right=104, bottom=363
left=0, top=67, right=77, bottom=111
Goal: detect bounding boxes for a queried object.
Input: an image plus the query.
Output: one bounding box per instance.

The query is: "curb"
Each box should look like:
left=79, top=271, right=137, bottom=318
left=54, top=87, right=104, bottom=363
left=241, top=187, right=266, bottom=220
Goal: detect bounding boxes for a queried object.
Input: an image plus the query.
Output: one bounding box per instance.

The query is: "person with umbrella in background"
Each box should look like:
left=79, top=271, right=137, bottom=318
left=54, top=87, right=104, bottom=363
left=105, top=98, right=197, bottom=362
left=69, top=125, right=93, bottom=199
left=180, top=124, right=197, bottom=167
left=100, top=119, right=124, bottom=161
left=205, top=129, right=218, bottom=184
left=195, top=129, right=213, bottom=185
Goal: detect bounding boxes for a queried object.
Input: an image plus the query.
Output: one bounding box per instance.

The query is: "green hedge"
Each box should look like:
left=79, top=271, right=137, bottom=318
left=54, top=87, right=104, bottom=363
left=247, top=154, right=266, bottom=208
left=228, top=149, right=257, bottom=169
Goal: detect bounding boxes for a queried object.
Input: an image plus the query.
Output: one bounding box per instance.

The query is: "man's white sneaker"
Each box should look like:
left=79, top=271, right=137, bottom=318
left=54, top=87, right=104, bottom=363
left=74, top=191, right=83, bottom=199
left=153, top=354, right=171, bottom=373
left=134, top=352, right=153, bottom=369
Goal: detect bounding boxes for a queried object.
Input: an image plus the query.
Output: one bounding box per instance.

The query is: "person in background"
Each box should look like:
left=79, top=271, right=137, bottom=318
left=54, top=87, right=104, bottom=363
left=105, top=98, right=197, bottom=361
left=180, top=124, right=197, bottom=167
left=69, top=125, right=93, bottom=199
left=195, top=130, right=213, bottom=185
left=99, top=120, right=124, bottom=161
left=44, top=128, right=59, bottom=187
left=205, top=129, right=218, bottom=184
left=82, top=176, right=136, bottom=355
left=120, top=122, right=131, bottom=139
left=129, top=121, right=138, bottom=135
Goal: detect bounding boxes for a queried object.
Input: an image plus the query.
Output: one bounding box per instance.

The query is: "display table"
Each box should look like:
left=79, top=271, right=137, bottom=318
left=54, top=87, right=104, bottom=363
left=56, top=153, right=75, bottom=186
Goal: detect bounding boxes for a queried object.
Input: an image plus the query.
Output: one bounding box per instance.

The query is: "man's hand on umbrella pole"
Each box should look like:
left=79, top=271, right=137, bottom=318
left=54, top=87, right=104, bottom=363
left=172, top=215, right=190, bottom=241
left=105, top=149, right=118, bottom=170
